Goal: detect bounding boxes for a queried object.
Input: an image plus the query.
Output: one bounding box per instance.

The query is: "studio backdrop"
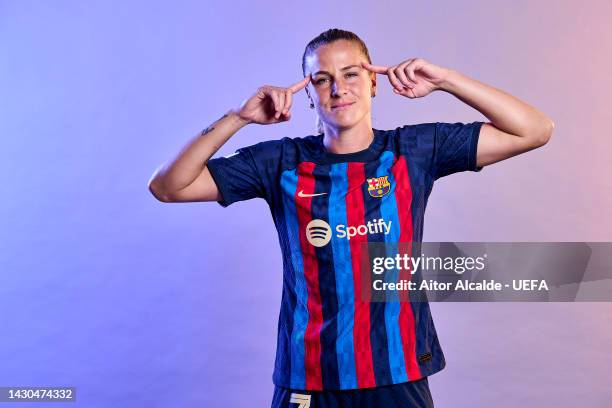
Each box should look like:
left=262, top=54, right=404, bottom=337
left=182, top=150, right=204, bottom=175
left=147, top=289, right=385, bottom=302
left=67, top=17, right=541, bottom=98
left=1, top=1, right=611, bottom=407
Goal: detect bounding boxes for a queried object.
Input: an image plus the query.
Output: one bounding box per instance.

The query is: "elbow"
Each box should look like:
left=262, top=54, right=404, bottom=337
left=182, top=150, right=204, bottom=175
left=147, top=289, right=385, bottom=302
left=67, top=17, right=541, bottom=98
left=148, top=177, right=172, bottom=203
left=533, top=117, right=555, bottom=148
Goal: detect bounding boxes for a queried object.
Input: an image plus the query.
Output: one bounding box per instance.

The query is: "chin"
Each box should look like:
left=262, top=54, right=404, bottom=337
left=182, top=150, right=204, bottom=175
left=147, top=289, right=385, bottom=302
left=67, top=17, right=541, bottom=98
left=331, top=113, right=366, bottom=128
left=329, top=121, right=358, bottom=131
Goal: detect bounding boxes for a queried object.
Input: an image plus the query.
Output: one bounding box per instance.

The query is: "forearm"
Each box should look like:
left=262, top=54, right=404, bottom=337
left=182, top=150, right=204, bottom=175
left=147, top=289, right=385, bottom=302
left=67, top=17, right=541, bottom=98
left=150, top=109, right=249, bottom=194
left=439, top=70, right=554, bottom=139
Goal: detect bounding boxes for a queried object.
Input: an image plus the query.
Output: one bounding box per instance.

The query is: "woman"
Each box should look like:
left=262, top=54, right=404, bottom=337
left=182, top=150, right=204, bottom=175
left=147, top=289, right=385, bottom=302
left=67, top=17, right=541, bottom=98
left=149, top=28, right=554, bottom=407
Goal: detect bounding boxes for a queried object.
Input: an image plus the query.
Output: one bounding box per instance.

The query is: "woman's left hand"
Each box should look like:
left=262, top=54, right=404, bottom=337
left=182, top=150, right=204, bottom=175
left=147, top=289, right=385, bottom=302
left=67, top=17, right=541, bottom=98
left=362, top=58, right=451, bottom=98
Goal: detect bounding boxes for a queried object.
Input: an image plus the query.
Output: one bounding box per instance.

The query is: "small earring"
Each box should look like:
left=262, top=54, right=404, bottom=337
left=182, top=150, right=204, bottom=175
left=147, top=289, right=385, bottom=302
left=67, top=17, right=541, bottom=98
left=372, top=94, right=376, bottom=98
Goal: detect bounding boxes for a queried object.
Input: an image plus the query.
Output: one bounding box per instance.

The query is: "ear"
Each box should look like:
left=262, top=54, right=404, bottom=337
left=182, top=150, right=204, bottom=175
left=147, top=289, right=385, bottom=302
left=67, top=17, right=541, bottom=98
left=370, top=72, right=377, bottom=96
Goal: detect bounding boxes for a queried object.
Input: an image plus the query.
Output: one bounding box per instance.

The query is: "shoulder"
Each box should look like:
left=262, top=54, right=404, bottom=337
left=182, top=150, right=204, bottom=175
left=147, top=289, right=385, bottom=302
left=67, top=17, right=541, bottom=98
left=232, top=134, right=321, bottom=177
left=378, top=123, right=437, bottom=149
left=397, top=122, right=437, bottom=134
left=379, top=122, right=437, bottom=138
left=387, top=121, right=482, bottom=144
left=245, top=133, right=321, bottom=159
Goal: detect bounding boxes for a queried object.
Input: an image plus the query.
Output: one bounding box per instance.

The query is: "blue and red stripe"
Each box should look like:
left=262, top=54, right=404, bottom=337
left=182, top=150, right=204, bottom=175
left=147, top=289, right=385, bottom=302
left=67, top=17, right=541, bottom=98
left=391, top=155, right=422, bottom=380
left=328, top=162, right=359, bottom=389
left=363, top=158, right=393, bottom=385
left=376, top=151, right=410, bottom=383
left=310, top=164, right=340, bottom=389
left=294, top=162, right=324, bottom=390
left=280, top=168, right=308, bottom=389
left=346, top=162, right=377, bottom=388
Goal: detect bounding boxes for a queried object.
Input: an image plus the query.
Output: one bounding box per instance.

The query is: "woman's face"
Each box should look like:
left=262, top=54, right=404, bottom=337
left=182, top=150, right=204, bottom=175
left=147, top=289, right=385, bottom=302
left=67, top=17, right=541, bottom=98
left=304, top=39, right=376, bottom=132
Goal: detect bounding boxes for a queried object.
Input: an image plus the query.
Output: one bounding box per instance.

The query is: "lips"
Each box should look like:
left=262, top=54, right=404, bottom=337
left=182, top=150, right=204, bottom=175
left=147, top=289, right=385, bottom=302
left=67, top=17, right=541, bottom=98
left=331, top=102, right=355, bottom=110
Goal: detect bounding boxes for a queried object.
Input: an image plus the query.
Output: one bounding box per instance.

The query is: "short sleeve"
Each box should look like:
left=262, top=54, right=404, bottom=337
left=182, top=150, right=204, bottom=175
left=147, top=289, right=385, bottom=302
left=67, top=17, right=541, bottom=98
left=433, top=121, right=484, bottom=180
left=206, top=145, right=265, bottom=207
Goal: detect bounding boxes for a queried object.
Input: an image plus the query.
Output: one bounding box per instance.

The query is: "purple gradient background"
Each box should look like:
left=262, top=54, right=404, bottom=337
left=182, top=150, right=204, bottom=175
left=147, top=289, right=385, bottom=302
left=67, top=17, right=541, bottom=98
left=2, top=1, right=611, bottom=407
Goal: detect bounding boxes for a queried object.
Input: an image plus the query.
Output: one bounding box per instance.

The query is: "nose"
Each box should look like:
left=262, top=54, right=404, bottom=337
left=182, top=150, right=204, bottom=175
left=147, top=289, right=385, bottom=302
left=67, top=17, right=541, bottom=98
left=331, top=78, right=349, bottom=96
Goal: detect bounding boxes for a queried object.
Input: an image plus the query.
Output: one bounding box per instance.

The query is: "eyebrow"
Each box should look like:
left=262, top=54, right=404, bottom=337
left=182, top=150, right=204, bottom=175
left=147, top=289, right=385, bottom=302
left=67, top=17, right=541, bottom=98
left=312, top=65, right=362, bottom=76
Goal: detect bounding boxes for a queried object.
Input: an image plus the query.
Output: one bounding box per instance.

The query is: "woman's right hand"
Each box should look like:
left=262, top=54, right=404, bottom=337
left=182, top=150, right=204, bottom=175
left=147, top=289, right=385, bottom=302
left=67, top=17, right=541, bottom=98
left=233, top=75, right=311, bottom=125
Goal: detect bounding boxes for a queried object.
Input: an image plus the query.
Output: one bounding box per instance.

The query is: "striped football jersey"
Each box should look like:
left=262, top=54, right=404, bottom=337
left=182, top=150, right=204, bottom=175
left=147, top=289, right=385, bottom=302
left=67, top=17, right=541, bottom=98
left=206, top=121, right=484, bottom=390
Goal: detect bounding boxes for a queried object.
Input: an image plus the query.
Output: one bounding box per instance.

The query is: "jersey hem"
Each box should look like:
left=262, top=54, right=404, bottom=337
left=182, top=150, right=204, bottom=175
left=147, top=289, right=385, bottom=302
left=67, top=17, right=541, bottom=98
left=271, top=360, right=445, bottom=391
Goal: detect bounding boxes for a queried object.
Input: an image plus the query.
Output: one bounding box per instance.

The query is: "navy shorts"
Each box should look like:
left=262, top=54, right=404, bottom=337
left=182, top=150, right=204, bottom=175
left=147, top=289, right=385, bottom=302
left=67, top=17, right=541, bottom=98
left=271, top=377, right=434, bottom=408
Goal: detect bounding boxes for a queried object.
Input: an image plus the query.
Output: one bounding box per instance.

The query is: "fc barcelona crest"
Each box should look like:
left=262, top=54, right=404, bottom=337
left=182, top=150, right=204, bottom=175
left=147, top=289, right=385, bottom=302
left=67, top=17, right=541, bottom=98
left=367, top=176, right=391, bottom=198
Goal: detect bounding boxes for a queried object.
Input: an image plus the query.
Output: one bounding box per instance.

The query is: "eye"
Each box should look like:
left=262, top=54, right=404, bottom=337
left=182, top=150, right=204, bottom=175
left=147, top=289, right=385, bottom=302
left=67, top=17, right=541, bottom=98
left=346, top=72, right=359, bottom=78
left=315, top=78, right=329, bottom=85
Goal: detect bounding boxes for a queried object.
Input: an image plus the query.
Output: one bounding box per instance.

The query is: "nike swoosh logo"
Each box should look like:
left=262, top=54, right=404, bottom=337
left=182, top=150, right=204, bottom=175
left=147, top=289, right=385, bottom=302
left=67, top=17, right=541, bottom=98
left=297, top=190, right=327, bottom=198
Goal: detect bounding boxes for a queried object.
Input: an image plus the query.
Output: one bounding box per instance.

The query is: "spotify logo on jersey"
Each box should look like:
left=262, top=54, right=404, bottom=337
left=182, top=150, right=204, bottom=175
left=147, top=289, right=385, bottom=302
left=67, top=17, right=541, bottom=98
left=306, top=219, right=333, bottom=247
left=306, top=218, right=392, bottom=247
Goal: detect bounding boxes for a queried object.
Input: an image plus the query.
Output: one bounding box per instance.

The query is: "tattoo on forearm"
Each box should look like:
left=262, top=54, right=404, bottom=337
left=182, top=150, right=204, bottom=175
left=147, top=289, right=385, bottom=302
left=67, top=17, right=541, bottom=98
left=200, top=114, right=229, bottom=136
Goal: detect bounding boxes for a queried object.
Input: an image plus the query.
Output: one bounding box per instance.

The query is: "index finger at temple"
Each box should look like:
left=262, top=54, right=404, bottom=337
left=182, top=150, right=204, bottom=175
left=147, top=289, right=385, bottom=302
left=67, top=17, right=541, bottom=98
left=361, top=61, right=389, bottom=74
left=289, top=75, right=311, bottom=93
left=283, top=88, right=293, bottom=113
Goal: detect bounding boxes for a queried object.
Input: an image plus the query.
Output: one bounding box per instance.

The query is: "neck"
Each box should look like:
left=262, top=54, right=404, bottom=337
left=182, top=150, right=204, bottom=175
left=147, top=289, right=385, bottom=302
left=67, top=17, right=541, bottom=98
left=322, top=118, right=374, bottom=154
